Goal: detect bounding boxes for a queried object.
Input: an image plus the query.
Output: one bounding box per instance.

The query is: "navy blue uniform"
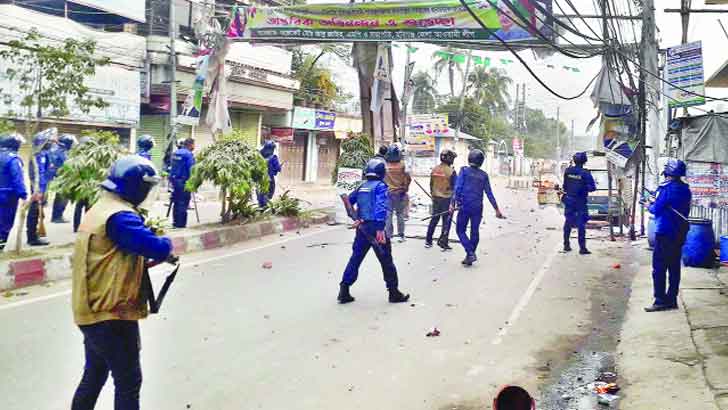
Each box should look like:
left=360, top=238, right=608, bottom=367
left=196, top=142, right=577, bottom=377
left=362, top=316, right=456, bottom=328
left=649, top=180, right=692, bottom=307
left=137, top=150, right=152, bottom=161
left=562, top=165, right=596, bottom=251
left=341, top=180, right=399, bottom=289
left=50, top=144, right=70, bottom=221
left=453, top=166, right=499, bottom=257
left=169, top=147, right=195, bottom=228
left=27, top=149, right=51, bottom=242
left=257, top=154, right=282, bottom=207
left=0, top=151, right=28, bottom=244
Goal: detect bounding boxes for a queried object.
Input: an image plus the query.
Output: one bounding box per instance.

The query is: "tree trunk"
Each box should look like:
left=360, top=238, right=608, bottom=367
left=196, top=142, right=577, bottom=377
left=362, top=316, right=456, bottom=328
left=353, top=43, right=378, bottom=144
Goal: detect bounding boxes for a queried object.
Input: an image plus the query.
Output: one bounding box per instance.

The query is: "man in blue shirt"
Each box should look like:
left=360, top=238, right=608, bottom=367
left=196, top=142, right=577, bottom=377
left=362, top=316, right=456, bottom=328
left=561, top=152, right=597, bottom=254
left=136, top=134, right=155, bottom=161
left=71, top=155, right=175, bottom=410
left=338, top=159, right=410, bottom=304
left=0, top=133, right=28, bottom=250
left=644, top=159, right=692, bottom=312
left=257, top=140, right=282, bottom=208
left=169, top=138, right=196, bottom=228
left=27, top=128, right=56, bottom=246
left=50, top=134, right=77, bottom=223
left=453, top=149, right=505, bottom=266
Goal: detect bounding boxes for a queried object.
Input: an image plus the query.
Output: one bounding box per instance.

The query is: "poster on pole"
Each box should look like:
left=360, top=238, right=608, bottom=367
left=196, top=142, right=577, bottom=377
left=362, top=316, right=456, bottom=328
left=666, top=41, right=705, bottom=108
left=227, top=0, right=554, bottom=43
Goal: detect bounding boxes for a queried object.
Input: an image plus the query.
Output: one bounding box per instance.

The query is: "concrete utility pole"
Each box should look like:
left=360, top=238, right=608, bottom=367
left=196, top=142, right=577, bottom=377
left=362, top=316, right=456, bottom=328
left=571, top=119, right=575, bottom=154
left=454, top=49, right=472, bottom=141
left=601, top=0, right=615, bottom=242
left=514, top=83, right=520, bottom=129
left=169, top=0, right=178, bottom=139
left=520, top=84, right=526, bottom=130
left=555, top=106, right=560, bottom=160
left=400, top=44, right=412, bottom=139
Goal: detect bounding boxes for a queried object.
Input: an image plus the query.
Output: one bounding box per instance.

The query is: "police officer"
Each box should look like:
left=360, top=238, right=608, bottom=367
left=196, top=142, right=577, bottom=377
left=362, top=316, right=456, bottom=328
left=169, top=138, right=195, bottom=228
left=50, top=133, right=77, bottom=223
left=562, top=152, right=596, bottom=254
left=136, top=134, right=155, bottom=161
left=71, top=155, right=174, bottom=410
left=27, top=128, right=55, bottom=246
left=338, top=158, right=410, bottom=304
left=644, top=159, right=692, bottom=312
left=425, top=149, right=457, bottom=250
left=453, top=149, right=505, bottom=266
left=0, top=133, right=28, bottom=249
left=383, top=144, right=411, bottom=241
left=257, top=140, right=282, bottom=208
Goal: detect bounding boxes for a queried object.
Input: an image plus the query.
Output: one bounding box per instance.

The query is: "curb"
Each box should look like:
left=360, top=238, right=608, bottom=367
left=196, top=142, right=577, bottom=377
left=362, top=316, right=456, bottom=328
left=0, top=211, right=334, bottom=292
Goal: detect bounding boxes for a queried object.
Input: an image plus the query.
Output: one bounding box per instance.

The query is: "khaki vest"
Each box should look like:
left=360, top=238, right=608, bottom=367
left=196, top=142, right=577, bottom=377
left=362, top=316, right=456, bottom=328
left=72, top=192, right=147, bottom=325
left=384, top=162, right=411, bottom=194
left=431, top=164, right=455, bottom=198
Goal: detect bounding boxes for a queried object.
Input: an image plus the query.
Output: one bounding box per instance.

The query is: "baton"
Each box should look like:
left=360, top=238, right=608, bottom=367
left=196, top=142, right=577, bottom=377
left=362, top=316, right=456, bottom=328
left=412, top=178, right=433, bottom=199
left=142, top=255, right=180, bottom=314
left=421, top=207, right=457, bottom=222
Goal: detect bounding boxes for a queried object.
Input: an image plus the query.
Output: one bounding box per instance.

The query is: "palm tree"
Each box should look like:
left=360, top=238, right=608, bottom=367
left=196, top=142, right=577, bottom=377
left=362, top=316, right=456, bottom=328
left=432, top=46, right=463, bottom=98
left=411, top=71, right=438, bottom=114
left=466, top=66, right=513, bottom=114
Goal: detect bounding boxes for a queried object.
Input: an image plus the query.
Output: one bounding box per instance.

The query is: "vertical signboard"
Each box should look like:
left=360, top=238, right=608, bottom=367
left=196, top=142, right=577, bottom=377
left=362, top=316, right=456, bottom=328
left=666, top=41, right=705, bottom=108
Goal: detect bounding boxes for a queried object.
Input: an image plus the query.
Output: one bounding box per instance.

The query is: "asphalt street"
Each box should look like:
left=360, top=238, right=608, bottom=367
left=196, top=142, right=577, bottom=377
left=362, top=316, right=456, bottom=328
left=0, top=184, right=636, bottom=410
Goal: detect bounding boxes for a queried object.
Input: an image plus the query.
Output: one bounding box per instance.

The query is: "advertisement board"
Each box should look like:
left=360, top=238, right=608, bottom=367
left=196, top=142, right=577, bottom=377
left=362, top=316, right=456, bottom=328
left=408, top=114, right=449, bottom=136
left=666, top=41, right=705, bottom=108
left=227, top=0, right=554, bottom=43
left=291, top=107, right=336, bottom=130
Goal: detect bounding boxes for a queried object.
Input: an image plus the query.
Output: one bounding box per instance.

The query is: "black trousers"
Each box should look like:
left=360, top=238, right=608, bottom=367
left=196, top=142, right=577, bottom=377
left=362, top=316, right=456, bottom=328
left=426, top=197, right=452, bottom=245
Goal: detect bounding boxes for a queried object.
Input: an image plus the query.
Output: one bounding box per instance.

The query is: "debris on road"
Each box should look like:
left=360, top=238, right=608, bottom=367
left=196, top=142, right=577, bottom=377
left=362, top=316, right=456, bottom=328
left=596, top=393, right=620, bottom=406
left=426, top=327, right=441, bottom=337
left=597, top=371, right=618, bottom=383
left=262, top=261, right=273, bottom=269
left=612, top=263, right=621, bottom=269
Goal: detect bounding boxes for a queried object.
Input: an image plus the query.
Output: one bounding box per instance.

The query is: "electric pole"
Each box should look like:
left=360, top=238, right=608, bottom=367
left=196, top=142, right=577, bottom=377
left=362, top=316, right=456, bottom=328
left=602, top=0, right=615, bottom=242
left=514, top=83, right=520, bottom=130
left=400, top=44, right=412, bottom=139
left=169, top=0, right=178, bottom=140
left=555, top=106, right=560, bottom=160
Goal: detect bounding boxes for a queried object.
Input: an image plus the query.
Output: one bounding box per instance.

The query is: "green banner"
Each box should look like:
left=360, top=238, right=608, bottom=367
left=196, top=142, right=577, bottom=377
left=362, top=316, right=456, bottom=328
left=227, top=0, right=554, bottom=43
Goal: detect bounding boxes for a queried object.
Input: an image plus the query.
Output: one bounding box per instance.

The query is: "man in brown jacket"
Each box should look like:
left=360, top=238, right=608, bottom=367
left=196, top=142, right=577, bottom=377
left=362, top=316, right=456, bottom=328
left=384, top=144, right=411, bottom=241
left=426, top=149, right=457, bottom=250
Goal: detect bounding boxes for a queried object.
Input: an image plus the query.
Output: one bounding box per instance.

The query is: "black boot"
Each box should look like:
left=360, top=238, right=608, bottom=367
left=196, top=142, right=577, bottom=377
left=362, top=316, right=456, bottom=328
left=28, top=238, right=50, bottom=246
left=438, top=239, right=452, bottom=251
left=337, top=284, right=355, bottom=304
left=579, top=248, right=591, bottom=255
left=461, top=253, right=476, bottom=266
left=563, top=243, right=572, bottom=252
left=388, top=288, right=410, bottom=303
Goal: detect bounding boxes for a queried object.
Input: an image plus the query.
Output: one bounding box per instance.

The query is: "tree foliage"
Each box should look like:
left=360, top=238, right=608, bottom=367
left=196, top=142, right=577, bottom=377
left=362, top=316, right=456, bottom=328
left=0, top=120, right=14, bottom=134
left=411, top=71, right=438, bottom=114
left=0, top=30, right=109, bottom=135
left=466, top=67, right=512, bottom=114
left=432, top=47, right=463, bottom=98
left=291, top=45, right=351, bottom=109
left=332, top=133, right=373, bottom=183
left=185, top=136, right=269, bottom=222
left=49, top=130, right=124, bottom=206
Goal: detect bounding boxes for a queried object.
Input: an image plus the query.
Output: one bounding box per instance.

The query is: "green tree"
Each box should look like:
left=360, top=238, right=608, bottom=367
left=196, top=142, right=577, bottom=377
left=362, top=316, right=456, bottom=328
left=332, top=133, right=373, bottom=183
left=411, top=71, right=438, bottom=114
left=432, top=47, right=463, bottom=98
left=0, top=30, right=109, bottom=253
left=0, top=120, right=14, bottom=134
left=521, top=107, right=568, bottom=159
left=437, top=96, right=512, bottom=143
left=292, top=45, right=350, bottom=109
left=466, top=66, right=512, bottom=114
left=186, top=136, right=269, bottom=223
left=50, top=130, right=124, bottom=207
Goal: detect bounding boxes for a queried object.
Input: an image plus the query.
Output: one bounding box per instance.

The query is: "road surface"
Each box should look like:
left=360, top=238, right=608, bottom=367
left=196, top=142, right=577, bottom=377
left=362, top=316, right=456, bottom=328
left=0, top=183, right=638, bottom=410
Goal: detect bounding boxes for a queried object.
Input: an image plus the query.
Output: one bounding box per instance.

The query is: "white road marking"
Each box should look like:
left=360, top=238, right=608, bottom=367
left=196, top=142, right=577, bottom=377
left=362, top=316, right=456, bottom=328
left=491, top=242, right=562, bottom=345
left=0, top=225, right=343, bottom=312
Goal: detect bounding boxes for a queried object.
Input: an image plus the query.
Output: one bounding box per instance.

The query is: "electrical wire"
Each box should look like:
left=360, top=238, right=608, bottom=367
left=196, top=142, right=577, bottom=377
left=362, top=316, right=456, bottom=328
left=459, top=0, right=599, bottom=101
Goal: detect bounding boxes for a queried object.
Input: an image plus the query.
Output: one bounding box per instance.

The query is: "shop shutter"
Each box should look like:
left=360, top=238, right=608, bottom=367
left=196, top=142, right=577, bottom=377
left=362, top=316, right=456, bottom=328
left=138, top=115, right=169, bottom=169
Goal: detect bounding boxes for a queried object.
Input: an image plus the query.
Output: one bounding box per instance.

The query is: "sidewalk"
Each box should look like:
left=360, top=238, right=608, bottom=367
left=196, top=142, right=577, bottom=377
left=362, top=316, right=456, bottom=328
left=618, top=250, right=728, bottom=409
left=25, top=181, right=338, bottom=250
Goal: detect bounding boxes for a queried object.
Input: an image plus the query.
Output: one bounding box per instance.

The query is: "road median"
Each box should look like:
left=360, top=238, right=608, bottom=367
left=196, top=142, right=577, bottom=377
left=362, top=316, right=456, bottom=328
left=0, top=210, right=334, bottom=292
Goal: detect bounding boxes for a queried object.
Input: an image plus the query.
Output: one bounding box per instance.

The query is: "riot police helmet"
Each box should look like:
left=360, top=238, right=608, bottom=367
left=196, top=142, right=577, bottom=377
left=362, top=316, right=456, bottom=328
left=0, top=133, right=25, bottom=152
left=468, top=149, right=485, bottom=168
left=100, top=155, right=162, bottom=206
left=385, top=144, right=401, bottom=162
left=663, top=158, right=687, bottom=177
left=378, top=145, right=388, bottom=157
left=58, top=134, right=77, bottom=150
left=33, top=128, right=57, bottom=150
left=364, top=158, right=387, bottom=180
left=261, top=140, right=276, bottom=158
left=573, top=151, right=588, bottom=165
left=440, top=149, right=457, bottom=165
left=137, top=134, right=155, bottom=151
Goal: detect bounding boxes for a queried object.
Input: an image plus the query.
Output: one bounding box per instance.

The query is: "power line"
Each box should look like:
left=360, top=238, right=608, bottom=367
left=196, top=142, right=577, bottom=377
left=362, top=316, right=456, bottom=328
left=459, top=0, right=599, bottom=101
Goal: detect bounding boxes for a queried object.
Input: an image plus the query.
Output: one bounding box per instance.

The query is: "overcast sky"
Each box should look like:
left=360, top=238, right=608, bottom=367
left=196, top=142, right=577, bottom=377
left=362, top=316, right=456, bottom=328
left=306, top=0, right=728, bottom=137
